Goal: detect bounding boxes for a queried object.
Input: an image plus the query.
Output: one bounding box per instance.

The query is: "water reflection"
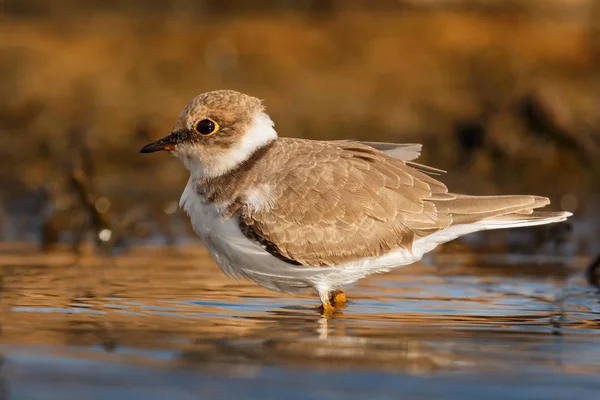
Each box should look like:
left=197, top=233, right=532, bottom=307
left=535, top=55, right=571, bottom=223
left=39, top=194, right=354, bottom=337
left=0, top=243, right=599, bottom=399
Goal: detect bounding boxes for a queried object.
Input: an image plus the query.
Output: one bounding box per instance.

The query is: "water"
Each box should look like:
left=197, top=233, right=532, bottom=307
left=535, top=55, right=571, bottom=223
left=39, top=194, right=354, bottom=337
left=1, top=243, right=599, bottom=399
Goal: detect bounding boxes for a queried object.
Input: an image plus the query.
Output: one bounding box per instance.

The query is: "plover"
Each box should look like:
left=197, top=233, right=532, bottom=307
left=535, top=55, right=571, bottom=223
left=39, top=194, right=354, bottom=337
left=141, top=90, right=571, bottom=313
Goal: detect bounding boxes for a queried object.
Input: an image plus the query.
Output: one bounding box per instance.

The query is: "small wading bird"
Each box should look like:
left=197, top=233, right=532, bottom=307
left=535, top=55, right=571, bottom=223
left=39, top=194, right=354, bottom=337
left=141, top=90, right=571, bottom=314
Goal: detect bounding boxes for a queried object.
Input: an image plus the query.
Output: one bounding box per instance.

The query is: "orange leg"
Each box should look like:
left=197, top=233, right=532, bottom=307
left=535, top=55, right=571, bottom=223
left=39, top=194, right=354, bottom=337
left=330, top=290, right=347, bottom=308
left=318, top=297, right=335, bottom=317
left=318, top=290, right=335, bottom=316
left=319, top=299, right=334, bottom=315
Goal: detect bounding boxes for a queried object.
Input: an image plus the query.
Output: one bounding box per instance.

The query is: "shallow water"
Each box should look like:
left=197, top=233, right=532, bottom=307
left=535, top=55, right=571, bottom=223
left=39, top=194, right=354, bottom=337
left=0, top=243, right=599, bottom=400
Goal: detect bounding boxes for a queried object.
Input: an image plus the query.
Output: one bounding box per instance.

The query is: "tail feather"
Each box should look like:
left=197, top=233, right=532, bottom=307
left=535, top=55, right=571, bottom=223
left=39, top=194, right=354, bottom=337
left=480, top=210, right=572, bottom=230
left=433, top=194, right=554, bottom=225
left=414, top=209, right=571, bottom=255
left=420, top=195, right=571, bottom=249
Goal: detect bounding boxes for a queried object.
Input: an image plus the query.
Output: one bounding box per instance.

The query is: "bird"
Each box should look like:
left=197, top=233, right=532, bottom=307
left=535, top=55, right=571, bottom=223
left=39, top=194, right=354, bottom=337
left=140, top=90, right=572, bottom=314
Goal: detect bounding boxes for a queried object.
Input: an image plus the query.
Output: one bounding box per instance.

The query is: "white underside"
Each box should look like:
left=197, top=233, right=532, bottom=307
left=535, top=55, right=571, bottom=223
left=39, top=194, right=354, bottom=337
left=180, top=180, right=568, bottom=300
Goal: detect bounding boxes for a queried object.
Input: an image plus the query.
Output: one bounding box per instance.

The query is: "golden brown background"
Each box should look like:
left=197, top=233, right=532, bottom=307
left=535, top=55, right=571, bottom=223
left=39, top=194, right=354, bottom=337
left=1, top=5, right=600, bottom=398
left=1, top=0, right=599, bottom=251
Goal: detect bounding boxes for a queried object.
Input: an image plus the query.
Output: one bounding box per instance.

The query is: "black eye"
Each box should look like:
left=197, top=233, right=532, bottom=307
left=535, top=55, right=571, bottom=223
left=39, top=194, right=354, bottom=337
left=194, top=119, right=218, bottom=135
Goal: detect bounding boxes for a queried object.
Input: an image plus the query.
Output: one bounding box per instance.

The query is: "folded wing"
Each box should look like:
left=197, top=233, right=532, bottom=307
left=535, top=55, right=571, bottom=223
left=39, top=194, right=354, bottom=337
left=239, top=139, right=566, bottom=267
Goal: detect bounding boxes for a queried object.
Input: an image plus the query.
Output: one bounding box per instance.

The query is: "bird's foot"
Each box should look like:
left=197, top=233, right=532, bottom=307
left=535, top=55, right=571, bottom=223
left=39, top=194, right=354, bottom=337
left=330, top=290, right=347, bottom=308
left=317, top=290, right=348, bottom=317
left=318, top=300, right=335, bottom=317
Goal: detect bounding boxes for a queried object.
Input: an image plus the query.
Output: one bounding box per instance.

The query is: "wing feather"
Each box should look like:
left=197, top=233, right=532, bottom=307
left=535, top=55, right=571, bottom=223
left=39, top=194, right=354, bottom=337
left=240, top=139, right=450, bottom=266
left=198, top=138, right=564, bottom=268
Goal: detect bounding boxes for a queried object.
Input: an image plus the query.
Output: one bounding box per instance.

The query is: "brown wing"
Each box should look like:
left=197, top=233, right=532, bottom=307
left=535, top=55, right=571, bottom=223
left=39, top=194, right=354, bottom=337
left=239, top=139, right=453, bottom=266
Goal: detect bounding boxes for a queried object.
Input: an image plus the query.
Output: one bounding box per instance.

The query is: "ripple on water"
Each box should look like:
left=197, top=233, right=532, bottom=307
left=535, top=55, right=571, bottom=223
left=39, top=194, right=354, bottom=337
left=0, top=245, right=599, bottom=399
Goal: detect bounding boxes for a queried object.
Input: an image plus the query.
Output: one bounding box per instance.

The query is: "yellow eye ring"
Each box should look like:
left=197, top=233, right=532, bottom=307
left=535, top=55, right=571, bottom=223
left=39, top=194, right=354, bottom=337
left=193, top=118, right=219, bottom=136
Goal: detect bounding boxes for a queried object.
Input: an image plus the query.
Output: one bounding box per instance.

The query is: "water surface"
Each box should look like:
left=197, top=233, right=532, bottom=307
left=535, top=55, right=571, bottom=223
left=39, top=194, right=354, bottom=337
left=0, top=243, right=599, bottom=400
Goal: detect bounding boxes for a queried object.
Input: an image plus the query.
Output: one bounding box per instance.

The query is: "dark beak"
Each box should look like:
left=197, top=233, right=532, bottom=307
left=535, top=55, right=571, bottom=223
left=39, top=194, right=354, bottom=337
left=139, top=135, right=176, bottom=153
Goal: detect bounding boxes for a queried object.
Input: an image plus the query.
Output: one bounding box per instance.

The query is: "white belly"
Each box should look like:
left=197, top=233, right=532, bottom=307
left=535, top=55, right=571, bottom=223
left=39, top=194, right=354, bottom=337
left=180, top=179, right=322, bottom=293
left=179, top=179, right=471, bottom=296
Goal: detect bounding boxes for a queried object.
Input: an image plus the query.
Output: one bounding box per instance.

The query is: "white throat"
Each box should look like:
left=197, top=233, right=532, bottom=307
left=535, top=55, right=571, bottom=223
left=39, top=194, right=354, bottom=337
left=177, top=112, right=277, bottom=180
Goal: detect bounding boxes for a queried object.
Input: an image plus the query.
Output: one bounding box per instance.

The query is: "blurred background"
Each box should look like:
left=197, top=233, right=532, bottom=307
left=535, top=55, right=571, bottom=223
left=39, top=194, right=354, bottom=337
left=1, top=2, right=600, bottom=399
left=1, top=0, right=599, bottom=255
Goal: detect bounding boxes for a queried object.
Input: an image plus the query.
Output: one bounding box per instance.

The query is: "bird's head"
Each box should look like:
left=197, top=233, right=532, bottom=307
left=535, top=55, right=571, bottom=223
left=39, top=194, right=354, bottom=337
left=140, top=90, right=277, bottom=178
